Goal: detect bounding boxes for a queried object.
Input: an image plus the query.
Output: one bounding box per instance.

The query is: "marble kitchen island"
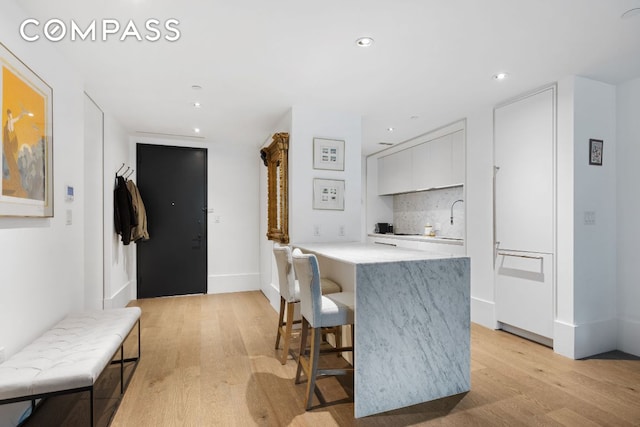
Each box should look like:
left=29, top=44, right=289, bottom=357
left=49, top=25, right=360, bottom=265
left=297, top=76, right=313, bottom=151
left=293, top=242, right=470, bottom=418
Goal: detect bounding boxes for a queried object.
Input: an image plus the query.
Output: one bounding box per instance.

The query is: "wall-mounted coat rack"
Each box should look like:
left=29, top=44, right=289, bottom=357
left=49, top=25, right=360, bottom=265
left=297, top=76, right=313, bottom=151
left=115, top=163, right=134, bottom=179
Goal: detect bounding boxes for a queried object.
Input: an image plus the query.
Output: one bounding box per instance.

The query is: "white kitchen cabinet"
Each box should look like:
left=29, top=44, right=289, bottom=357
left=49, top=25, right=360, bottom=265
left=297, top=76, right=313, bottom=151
left=367, top=235, right=399, bottom=247
left=367, top=235, right=465, bottom=256
left=413, top=133, right=452, bottom=190
left=494, top=85, right=556, bottom=343
left=494, top=88, right=554, bottom=253
left=378, top=148, right=412, bottom=195
left=378, top=130, right=465, bottom=196
left=451, top=130, right=465, bottom=185
left=495, top=251, right=554, bottom=340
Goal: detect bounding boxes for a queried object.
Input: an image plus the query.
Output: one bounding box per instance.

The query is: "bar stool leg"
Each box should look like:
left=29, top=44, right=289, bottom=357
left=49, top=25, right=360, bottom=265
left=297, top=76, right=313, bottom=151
left=295, top=318, right=309, bottom=384
left=304, top=327, right=322, bottom=410
left=335, top=326, right=342, bottom=357
left=280, top=301, right=296, bottom=364
left=275, top=296, right=286, bottom=350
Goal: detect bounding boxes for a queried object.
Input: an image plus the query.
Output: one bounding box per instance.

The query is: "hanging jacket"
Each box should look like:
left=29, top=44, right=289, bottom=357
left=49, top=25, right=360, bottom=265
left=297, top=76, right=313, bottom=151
left=126, top=180, right=150, bottom=242
left=114, top=176, right=137, bottom=245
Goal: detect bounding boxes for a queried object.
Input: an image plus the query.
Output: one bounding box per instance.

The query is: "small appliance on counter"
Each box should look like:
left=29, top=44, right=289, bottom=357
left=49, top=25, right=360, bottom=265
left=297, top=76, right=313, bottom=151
left=375, top=223, right=393, bottom=234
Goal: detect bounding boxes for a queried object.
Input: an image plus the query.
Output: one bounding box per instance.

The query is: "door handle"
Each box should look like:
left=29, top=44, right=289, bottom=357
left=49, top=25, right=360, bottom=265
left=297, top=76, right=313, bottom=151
left=497, top=252, right=543, bottom=260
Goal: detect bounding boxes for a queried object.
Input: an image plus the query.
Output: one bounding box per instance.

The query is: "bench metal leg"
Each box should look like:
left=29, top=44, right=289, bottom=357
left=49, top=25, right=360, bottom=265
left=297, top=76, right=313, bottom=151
left=120, top=345, right=124, bottom=395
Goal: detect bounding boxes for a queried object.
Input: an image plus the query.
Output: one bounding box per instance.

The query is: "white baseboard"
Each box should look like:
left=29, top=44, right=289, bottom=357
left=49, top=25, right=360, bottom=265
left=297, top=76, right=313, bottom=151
left=554, top=318, right=617, bottom=359
left=553, top=320, right=576, bottom=358
left=208, top=273, right=260, bottom=294
left=262, top=282, right=280, bottom=312
left=471, top=297, right=497, bottom=329
left=618, top=317, right=640, bottom=357
left=104, top=281, right=135, bottom=309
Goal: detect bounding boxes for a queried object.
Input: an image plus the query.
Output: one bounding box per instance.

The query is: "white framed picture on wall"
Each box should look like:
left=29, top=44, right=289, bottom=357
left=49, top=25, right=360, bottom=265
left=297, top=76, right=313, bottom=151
left=313, top=137, right=345, bottom=171
left=313, top=178, right=344, bottom=210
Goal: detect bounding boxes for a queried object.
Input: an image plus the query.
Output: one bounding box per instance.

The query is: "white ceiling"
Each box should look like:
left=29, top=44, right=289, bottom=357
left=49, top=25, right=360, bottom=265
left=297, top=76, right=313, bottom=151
left=15, top=0, right=640, bottom=154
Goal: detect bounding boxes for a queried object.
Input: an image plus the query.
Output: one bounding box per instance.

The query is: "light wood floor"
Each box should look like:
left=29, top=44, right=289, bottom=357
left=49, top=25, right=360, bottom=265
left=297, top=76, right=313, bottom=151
left=24, top=291, right=640, bottom=426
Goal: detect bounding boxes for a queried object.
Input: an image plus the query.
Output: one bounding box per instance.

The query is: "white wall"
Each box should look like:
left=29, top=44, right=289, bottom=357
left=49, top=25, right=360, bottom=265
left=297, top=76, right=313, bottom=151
left=104, top=116, right=136, bottom=308
left=0, top=3, right=86, bottom=424
left=84, top=94, right=104, bottom=310
left=616, top=76, right=640, bottom=356
left=289, top=105, right=362, bottom=243
left=132, top=135, right=261, bottom=296
left=556, top=77, right=576, bottom=337
left=465, top=109, right=497, bottom=329
left=259, top=106, right=362, bottom=311
left=207, top=142, right=261, bottom=293
left=555, top=76, right=618, bottom=359
left=571, top=77, right=617, bottom=357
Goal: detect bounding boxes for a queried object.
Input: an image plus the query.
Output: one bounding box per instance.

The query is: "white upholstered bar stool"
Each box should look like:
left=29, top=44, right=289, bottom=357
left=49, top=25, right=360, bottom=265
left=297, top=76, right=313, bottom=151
left=292, top=251, right=355, bottom=410
left=273, top=244, right=341, bottom=364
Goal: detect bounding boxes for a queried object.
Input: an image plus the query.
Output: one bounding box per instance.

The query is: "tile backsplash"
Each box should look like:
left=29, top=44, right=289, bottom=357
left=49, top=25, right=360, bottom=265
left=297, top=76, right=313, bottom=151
left=393, top=186, right=465, bottom=238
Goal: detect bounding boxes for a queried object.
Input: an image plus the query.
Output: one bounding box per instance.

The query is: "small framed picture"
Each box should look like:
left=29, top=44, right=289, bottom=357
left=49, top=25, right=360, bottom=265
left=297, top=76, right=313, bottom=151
left=313, top=138, right=345, bottom=171
left=589, top=139, right=603, bottom=166
left=313, top=179, right=345, bottom=210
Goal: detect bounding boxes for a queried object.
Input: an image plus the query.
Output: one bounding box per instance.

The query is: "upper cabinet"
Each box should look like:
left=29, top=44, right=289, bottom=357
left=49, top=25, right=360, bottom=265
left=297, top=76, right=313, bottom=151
left=378, top=147, right=413, bottom=195
left=451, top=130, right=465, bottom=184
left=378, top=130, right=465, bottom=196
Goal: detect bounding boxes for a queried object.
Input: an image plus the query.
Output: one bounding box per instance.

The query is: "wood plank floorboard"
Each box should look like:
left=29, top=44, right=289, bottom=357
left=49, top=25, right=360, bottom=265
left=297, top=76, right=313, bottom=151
left=19, top=291, right=640, bottom=426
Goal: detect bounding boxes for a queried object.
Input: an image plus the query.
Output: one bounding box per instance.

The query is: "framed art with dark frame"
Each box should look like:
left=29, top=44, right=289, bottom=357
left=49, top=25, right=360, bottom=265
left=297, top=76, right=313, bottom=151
left=589, top=138, right=603, bottom=166
left=1, top=42, right=54, bottom=217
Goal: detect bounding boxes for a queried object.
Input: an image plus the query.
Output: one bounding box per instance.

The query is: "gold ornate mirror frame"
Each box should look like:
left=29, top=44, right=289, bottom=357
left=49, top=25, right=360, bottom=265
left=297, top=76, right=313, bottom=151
left=261, top=132, right=289, bottom=244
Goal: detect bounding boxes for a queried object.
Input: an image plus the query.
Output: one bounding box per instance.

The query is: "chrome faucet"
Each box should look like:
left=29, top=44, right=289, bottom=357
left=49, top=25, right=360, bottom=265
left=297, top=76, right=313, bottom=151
left=450, top=199, right=464, bottom=225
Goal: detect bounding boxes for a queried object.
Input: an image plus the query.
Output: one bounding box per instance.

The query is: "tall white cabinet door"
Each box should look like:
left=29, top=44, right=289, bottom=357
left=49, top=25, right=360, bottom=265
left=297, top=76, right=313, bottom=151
left=494, top=88, right=555, bottom=253
left=495, top=252, right=554, bottom=339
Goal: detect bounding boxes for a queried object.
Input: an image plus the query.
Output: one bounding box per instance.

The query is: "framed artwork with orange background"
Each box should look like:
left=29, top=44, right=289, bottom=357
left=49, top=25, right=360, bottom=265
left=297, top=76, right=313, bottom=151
left=1, top=42, right=53, bottom=217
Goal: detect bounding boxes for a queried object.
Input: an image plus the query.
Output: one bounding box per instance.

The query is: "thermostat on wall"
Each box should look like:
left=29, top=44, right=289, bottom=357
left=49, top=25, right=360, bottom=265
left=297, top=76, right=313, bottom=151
left=65, top=185, right=74, bottom=201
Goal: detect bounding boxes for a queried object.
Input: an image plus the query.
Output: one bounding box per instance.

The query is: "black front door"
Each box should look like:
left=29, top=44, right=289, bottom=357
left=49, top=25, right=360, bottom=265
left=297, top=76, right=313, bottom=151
left=136, top=144, right=207, bottom=298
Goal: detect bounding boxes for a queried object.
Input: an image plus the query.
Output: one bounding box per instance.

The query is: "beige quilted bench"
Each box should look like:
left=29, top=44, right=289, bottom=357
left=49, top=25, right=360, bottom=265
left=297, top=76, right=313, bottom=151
left=0, top=307, right=141, bottom=426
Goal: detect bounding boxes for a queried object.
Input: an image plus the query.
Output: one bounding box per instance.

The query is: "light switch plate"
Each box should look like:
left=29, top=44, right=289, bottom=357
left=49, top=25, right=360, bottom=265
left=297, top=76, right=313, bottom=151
left=66, top=209, right=72, bottom=225
left=65, top=185, right=74, bottom=201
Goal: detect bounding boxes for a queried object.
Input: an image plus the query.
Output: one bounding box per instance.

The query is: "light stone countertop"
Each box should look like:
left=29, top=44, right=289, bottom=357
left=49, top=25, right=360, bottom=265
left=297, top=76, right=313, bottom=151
left=293, top=241, right=461, bottom=264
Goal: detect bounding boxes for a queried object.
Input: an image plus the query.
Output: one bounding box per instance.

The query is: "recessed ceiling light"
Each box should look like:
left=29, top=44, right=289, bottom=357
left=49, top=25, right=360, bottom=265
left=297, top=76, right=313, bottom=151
left=191, top=85, right=202, bottom=90
left=194, top=128, right=201, bottom=133
left=387, top=127, right=394, bottom=132
left=493, top=72, right=508, bottom=81
left=355, top=37, right=374, bottom=47
left=410, top=115, right=419, bottom=120
left=193, top=102, right=201, bottom=108
left=622, top=8, right=640, bottom=19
